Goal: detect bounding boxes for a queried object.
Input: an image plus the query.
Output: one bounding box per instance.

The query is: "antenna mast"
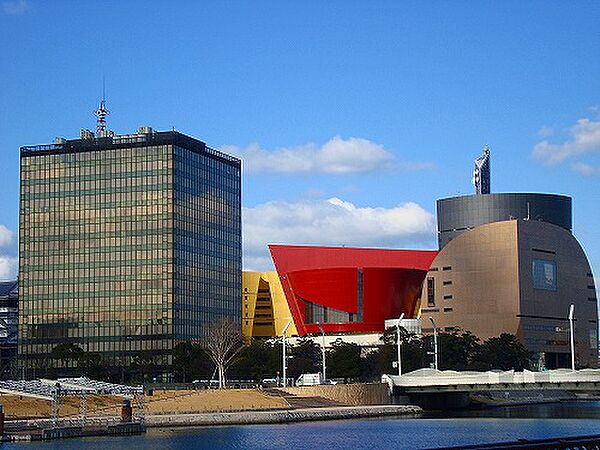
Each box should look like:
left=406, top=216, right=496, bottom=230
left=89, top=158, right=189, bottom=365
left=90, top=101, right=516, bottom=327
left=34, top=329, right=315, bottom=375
left=472, top=144, right=491, bottom=195
left=94, top=78, right=110, bottom=135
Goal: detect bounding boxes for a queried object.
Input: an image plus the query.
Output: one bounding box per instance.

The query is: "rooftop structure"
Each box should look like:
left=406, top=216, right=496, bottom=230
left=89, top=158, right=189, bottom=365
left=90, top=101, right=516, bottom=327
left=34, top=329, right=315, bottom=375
left=472, top=145, right=490, bottom=195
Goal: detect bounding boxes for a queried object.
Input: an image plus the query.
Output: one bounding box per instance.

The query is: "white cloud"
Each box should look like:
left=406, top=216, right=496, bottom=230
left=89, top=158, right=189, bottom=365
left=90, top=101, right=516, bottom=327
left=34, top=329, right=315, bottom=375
left=537, top=126, right=554, bottom=139
left=572, top=162, right=600, bottom=177
left=243, top=197, right=436, bottom=271
left=2, top=0, right=29, bottom=15
left=0, top=256, right=17, bottom=281
left=0, top=225, right=13, bottom=248
left=533, top=118, right=600, bottom=165
left=222, top=136, right=433, bottom=175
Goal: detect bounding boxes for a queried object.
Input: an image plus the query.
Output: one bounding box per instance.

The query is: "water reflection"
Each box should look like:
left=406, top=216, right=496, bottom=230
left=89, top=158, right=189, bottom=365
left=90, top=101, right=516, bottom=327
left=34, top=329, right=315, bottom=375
left=6, top=402, right=600, bottom=450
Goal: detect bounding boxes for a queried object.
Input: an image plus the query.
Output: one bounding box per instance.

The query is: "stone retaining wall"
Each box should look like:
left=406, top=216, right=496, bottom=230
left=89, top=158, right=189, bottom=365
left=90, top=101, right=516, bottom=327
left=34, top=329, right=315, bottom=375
left=278, top=383, right=390, bottom=405
left=145, top=405, right=421, bottom=427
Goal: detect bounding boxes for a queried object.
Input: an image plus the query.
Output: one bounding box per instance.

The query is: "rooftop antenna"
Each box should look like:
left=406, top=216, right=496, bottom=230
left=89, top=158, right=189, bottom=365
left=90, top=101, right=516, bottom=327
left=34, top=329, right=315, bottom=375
left=94, top=77, right=110, bottom=135
left=472, top=144, right=491, bottom=195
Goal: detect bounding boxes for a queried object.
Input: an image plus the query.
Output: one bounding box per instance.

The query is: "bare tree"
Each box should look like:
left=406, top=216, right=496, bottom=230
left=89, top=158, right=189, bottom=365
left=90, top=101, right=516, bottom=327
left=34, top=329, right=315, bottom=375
left=200, top=318, right=244, bottom=388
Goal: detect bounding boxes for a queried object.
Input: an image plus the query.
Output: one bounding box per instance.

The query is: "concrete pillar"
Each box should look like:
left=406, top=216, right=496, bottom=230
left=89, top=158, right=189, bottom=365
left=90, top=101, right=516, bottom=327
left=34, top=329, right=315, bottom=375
left=121, top=398, right=132, bottom=423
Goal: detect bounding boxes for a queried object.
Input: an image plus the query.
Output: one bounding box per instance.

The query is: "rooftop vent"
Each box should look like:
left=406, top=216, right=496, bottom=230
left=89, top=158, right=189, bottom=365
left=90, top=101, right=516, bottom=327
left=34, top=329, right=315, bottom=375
left=97, top=129, right=115, bottom=138
left=137, top=126, right=153, bottom=135
left=80, top=129, right=95, bottom=140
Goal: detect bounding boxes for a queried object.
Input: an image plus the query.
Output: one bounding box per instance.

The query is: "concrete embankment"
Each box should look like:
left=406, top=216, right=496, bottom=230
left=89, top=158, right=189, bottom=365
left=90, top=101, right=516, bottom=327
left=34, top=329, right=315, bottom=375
left=145, top=405, right=422, bottom=427
left=276, top=383, right=390, bottom=406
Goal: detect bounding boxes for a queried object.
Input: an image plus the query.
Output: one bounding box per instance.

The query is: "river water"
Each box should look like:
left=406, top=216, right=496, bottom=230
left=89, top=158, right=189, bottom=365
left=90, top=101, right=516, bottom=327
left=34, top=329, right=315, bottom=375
left=6, top=402, right=600, bottom=450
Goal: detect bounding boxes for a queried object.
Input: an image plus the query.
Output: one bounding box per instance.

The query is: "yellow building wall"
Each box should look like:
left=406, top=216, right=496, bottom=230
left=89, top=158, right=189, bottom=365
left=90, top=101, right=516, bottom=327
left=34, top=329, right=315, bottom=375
left=242, top=271, right=297, bottom=340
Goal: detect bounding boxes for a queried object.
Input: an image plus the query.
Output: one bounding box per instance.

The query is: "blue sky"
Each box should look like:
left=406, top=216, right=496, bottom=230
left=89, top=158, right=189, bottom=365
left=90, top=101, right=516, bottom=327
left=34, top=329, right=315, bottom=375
left=0, top=1, right=599, bottom=284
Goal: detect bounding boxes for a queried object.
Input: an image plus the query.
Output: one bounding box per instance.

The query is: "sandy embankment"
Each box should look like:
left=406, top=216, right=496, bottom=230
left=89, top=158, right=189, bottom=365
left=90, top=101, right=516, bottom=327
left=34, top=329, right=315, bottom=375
left=1, top=389, right=289, bottom=420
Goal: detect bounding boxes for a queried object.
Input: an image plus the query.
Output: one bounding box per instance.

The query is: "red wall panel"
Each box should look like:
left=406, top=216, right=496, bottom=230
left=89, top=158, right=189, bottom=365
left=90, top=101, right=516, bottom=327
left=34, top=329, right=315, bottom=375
left=288, top=268, right=358, bottom=313
left=269, top=245, right=437, bottom=335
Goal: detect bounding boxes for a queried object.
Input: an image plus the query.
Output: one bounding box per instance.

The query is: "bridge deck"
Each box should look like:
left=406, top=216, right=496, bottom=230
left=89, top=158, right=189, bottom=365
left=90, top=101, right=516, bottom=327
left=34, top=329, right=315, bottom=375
left=386, top=368, right=600, bottom=393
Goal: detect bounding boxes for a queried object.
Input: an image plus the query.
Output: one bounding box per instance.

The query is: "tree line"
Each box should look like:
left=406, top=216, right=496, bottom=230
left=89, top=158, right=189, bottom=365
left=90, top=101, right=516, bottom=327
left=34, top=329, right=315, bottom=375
left=172, top=327, right=533, bottom=384
left=37, top=324, right=533, bottom=384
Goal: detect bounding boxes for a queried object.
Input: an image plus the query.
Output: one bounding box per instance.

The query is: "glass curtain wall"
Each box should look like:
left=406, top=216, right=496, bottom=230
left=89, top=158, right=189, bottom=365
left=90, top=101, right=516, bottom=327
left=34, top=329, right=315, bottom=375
left=19, top=145, right=173, bottom=376
left=172, top=146, right=241, bottom=340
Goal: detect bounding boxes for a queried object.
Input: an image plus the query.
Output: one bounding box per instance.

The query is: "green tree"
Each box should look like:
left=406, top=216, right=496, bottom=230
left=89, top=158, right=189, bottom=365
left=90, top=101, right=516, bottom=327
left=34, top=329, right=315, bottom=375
left=173, top=342, right=213, bottom=382
left=77, top=352, right=106, bottom=379
left=131, top=351, right=157, bottom=382
left=380, top=326, right=424, bottom=374
left=51, top=343, right=83, bottom=368
left=472, top=333, right=532, bottom=371
left=230, top=339, right=281, bottom=381
left=287, top=337, right=320, bottom=379
left=436, top=329, right=480, bottom=370
left=327, top=339, right=362, bottom=382
left=360, top=349, right=383, bottom=381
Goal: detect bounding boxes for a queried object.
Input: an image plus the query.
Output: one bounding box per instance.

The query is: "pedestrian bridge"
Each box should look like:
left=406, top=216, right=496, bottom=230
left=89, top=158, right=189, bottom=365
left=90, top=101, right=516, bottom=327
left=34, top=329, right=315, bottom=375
left=383, top=368, right=600, bottom=409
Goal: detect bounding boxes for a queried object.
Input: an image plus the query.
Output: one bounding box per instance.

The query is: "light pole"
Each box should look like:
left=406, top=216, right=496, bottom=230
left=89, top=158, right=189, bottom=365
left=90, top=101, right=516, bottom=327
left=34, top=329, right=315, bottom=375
left=282, top=319, right=292, bottom=387
left=429, top=317, right=438, bottom=371
left=568, top=304, right=575, bottom=371
left=396, top=313, right=405, bottom=376
left=316, top=321, right=326, bottom=382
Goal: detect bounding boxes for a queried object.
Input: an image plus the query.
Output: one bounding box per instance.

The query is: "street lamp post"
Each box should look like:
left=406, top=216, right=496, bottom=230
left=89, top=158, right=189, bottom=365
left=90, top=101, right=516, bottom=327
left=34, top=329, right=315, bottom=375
left=429, top=317, right=438, bottom=371
left=316, top=321, right=326, bottom=382
left=568, top=304, right=575, bottom=371
left=282, top=319, right=292, bottom=387
left=396, top=313, right=405, bottom=376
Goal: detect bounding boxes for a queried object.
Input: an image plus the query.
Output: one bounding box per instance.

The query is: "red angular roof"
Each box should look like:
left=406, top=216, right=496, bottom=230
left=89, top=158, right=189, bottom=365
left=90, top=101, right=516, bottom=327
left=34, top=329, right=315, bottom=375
left=269, top=244, right=438, bottom=273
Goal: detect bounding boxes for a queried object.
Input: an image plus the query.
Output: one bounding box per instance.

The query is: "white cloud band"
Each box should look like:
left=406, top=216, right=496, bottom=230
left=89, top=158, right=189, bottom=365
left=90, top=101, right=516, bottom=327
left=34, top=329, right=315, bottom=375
left=222, top=136, right=433, bottom=175
left=533, top=118, right=600, bottom=165
left=0, top=225, right=13, bottom=248
left=0, top=256, right=17, bottom=281
left=243, top=197, right=436, bottom=271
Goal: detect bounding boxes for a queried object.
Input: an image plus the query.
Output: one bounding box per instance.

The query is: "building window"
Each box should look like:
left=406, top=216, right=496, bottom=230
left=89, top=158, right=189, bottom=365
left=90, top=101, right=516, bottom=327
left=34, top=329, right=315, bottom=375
left=443, top=295, right=453, bottom=300
left=427, top=278, right=435, bottom=307
left=442, top=266, right=452, bottom=271
left=532, top=259, right=557, bottom=291
left=443, top=280, right=452, bottom=286
left=443, top=307, right=453, bottom=312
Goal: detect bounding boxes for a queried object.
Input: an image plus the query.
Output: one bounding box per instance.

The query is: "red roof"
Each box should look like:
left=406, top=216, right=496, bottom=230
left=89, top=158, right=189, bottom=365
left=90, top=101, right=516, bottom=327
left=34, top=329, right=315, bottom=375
left=269, top=244, right=438, bottom=273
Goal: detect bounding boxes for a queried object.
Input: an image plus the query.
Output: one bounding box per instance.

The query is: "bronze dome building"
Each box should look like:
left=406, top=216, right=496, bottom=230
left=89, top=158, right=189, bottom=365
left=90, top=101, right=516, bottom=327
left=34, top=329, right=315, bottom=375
left=421, top=193, right=597, bottom=369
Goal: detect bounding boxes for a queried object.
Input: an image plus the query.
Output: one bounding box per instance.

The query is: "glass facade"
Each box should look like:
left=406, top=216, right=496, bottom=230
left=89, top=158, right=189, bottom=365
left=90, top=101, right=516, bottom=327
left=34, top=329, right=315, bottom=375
left=18, top=131, right=241, bottom=378
left=172, top=145, right=241, bottom=340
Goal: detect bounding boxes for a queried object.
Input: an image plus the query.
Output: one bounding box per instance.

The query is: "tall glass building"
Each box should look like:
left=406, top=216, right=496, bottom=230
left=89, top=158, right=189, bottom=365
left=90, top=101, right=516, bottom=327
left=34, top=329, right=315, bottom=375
left=18, top=129, right=241, bottom=378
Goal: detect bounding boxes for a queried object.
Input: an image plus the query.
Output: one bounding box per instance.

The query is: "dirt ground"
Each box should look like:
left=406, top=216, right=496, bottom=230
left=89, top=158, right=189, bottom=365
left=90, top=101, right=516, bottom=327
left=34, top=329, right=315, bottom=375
left=145, top=389, right=288, bottom=413
left=0, top=389, right=288, bottom=420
